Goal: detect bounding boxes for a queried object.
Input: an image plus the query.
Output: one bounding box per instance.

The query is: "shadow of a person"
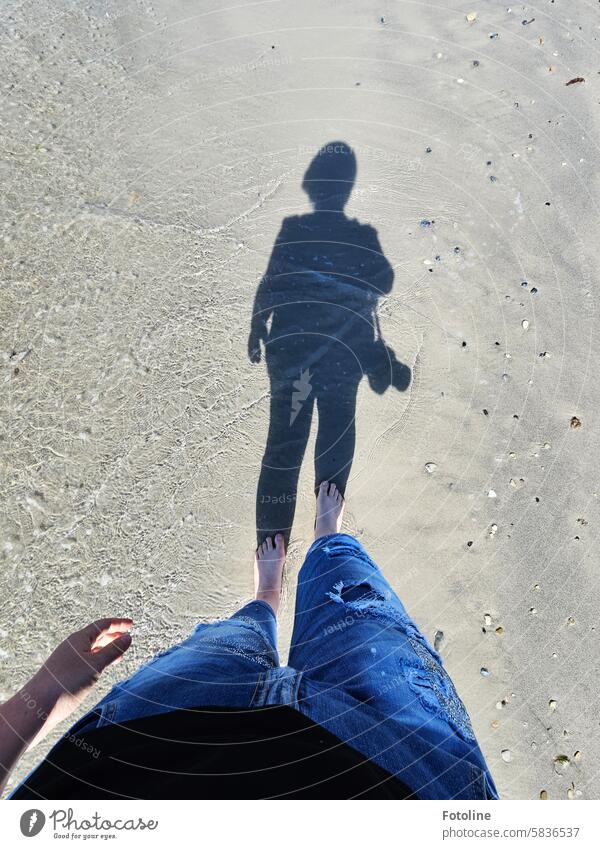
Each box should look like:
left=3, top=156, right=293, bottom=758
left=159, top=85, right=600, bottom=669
left=249, top=141, right=411, bottom=544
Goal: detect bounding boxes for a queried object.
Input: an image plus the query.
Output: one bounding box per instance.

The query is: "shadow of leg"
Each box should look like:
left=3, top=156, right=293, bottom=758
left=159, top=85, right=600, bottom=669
left=313, top=380, right=359, bottom=497
left=256, top=380, right=315, bottom=545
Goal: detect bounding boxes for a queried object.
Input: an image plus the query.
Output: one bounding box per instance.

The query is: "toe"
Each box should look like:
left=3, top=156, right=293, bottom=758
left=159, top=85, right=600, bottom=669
left=319, top=480, right=329, bottom=493
left=265, top=536, right=273, bottom=551
left=329, top=483, right=338, bottom=498
left=274, top=533, right=285, bottom=554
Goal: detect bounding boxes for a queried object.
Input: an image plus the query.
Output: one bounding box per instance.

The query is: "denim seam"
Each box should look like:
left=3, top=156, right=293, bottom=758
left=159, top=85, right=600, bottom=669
left=248, top=672, right=265, bottom=708
left=96, top=699, right=116, bottom=729
left=245, top=598, right=277, bottom=619
left=289, top=669, right=303, bottom=707
left=468, top=763, right=486, bottom=798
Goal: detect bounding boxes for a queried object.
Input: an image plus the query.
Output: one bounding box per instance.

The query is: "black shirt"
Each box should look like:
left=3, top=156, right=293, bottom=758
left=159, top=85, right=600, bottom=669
left=13, top=706, right=414, bottom=800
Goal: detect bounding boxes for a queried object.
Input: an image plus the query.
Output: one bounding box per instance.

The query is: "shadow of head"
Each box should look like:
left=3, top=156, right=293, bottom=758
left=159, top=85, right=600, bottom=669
left=301, top=140, right=357, bottom=211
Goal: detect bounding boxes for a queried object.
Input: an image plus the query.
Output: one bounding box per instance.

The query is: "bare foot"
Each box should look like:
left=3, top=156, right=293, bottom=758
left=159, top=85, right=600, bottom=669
left=254, top=534, right=286, bottom=615
left=315, top=481, right=345, bottom=540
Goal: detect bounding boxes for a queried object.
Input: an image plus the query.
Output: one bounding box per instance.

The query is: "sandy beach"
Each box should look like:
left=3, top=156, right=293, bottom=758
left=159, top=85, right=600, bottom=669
left=1, top=0, right=599, bottom=799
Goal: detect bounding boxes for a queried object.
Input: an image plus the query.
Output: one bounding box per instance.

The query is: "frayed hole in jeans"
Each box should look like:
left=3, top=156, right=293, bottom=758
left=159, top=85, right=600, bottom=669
left=327, top=578, right=393, bottom=610
left=326, top=579, right=476, bottom=743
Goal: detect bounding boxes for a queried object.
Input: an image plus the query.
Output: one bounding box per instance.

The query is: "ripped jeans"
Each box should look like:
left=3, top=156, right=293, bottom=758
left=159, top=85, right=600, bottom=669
left=63, top=534, right=498, bottom=800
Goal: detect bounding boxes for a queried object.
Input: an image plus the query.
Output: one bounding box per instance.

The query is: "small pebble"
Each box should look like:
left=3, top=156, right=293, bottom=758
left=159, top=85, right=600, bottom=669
left=554, top=755, right=571, bottom=775
left=501, top=749, right=512, bottom=762
left=522, top=319, right=530, bottom=329
left=539, top=790, right=548, bottom=800
left=480, top=667, right=490, bottom=676
left=491, top=719, right=500, bottom=729
left=495, top=626, right=505, bottom=637
left=549, top=699, right=557, bottom=712
left=434, top=630, right=446, bottom=652
left=570, top=416, right=582, bottom=429
left=487, top=489, right=497, bottom=498
left=425, top=462, right=438, bottom=474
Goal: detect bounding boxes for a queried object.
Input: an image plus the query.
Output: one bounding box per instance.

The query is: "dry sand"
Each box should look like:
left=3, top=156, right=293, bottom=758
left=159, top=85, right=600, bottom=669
left=1, top=0, right=599, bottom=799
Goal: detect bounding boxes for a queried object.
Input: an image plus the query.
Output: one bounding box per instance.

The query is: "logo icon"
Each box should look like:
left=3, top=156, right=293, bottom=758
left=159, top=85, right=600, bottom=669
left=290, top=368, right=312, bottom=425
left=20, top=810, right=46, bottom=837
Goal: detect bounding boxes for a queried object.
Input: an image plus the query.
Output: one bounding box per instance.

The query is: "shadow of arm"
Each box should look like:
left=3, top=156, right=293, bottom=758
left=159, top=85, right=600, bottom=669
left=364, top=224, right=395, bottom=295
left=248, top=221, right=292, bottom=362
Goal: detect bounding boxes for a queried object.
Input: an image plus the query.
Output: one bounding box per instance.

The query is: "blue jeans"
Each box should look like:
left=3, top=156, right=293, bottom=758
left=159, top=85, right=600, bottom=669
left=60, top=534, right=498, bottom=799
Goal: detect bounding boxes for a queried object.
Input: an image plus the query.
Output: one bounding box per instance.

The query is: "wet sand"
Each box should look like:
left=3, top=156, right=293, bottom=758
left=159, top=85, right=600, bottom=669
left=1, top=0, right=599, bottom=798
